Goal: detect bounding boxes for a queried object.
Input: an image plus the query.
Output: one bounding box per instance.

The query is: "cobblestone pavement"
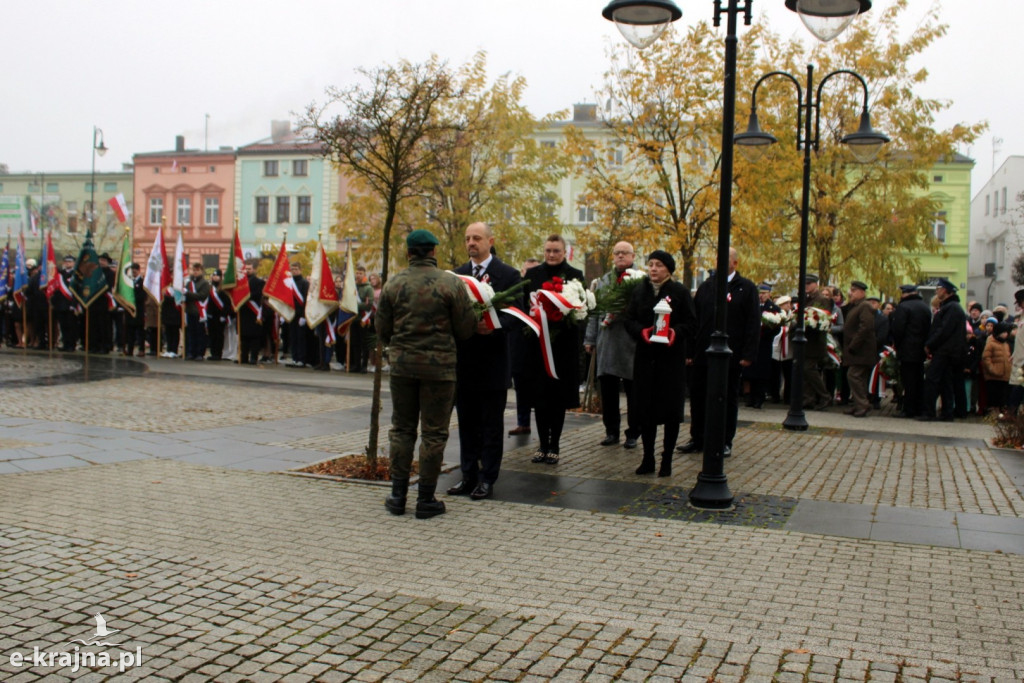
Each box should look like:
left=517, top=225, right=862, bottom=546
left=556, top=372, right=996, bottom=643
left=0, top=351, right=1023, bottom=680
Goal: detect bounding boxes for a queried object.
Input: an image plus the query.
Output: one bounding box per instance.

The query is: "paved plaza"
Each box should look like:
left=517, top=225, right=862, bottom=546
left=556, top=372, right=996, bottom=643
left=1, top=350, right=1022, bottom=681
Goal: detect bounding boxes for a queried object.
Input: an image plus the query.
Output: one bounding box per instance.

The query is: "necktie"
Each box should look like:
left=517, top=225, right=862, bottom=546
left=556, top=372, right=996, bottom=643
left=473, top=265, right=483, bottom=280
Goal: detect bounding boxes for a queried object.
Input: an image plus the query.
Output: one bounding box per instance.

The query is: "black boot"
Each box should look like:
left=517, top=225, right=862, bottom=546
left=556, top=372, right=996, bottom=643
left=415, top=483, right=446, bottom=519
left=658, top=452, right=672, bottom=478
left=635, top=454, right=656, bottom=475
left=385, top=478, right=409, bottom=515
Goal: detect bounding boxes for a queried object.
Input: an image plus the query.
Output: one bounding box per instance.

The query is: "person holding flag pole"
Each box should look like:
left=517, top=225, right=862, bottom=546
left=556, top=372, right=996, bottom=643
left=305, top=230, right=339, bottom=371
left=143, top=217, right=171, bottom=359
left=334, top=242, right=359, bottom=371
left=221, top=215, right=252, bottom=362
left=41, top=230, right=60, bottom=351
left=69, top=229, right=110, bottom=355
left=12, top=228, right=29, bottom=347
left=263, top=231, right=301, bottom=367
left=171, top=229, right=186, bottom=360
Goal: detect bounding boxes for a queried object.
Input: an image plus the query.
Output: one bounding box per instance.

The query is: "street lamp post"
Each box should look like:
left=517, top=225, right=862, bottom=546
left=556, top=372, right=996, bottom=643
left=90, top=126, right=108, bottom=233
left=601, top=0, right=874, bottom=507
left=735, top=66, right=889, bottom=430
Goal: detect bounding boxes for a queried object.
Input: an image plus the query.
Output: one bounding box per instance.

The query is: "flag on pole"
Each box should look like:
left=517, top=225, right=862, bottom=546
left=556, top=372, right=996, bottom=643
left=222, top=224, right=250, bottom=311
left=143, top=227, right=171, bottom=303
left=335, top=245, right=359, bottom=334
left=70, top=230, right=109, bottom=308
left=113, top=231, right=136, bottom=316
left=263, top=238, right=297, bottom=322
left=12, top=230, right=28, bottom=305
left=170, top=231, right=185, bottom=305
left=108, top=193, right=129, bottom=224
left=0, top=241, right=10, bottom=302
left=305, top=241, right=339, bottom=329
left=26, top=197, right=38, bottom=237
left=41, top=230, right=59, bottom=297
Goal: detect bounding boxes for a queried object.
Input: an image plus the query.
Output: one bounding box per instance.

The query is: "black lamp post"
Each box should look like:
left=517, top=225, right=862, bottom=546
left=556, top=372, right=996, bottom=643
left=602, top=0, right=874, bottom=507
left=735, top=66, right=888, bottom=430
left=89, top=126, right=108, bottom=233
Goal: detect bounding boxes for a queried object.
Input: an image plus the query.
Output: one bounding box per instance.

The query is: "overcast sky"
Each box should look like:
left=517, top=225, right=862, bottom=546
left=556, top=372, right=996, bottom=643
left=2, top=1, right=1017, bottom=192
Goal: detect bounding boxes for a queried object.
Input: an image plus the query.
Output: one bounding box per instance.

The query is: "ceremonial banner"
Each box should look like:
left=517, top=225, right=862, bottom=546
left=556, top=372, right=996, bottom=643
left=13, top=230, right=29, bottom=305
left=263, top=238, right=296, bottom=322
left=114, top=232, right=136, bottom=316
left=71, top=230, right=109, bottom=308
left=222, top=225, right=250, bottom=311
left=143, top=227, right=170, bottom=303
left=108, top=193, right=129, bottom=224
left=305, top=241, right=339, bottom=329
left=335, top=246, right=358, bottom=334
left=170, top=231, right=185, bottom=305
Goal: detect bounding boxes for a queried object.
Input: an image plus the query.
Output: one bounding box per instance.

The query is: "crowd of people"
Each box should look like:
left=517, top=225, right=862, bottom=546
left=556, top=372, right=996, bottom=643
left=0, top=254, right=382, bottom=373
left=4, top=230, right=1007, bottom=520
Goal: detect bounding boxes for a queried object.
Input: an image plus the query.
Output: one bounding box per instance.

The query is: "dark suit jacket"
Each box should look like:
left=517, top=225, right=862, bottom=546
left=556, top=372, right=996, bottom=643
left=454, top=257, right=522, bottom=392
left=689, top=271, right=760, bottom=366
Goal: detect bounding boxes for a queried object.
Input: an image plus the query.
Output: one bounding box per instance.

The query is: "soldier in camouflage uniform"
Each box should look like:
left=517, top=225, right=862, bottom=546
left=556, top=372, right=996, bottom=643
left=376, top=229, right=477, bottom=518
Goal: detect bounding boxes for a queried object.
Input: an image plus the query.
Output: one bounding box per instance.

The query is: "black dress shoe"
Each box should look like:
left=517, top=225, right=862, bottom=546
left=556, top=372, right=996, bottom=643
left=446, top=480, right=476, bottom=496
left=623, top=437, right=638, bottom=449
left=676, top=440, right=701, bottom=454
left=600, top=434, right=619, bottom=446
left=469, top=482, right=493, bottom=500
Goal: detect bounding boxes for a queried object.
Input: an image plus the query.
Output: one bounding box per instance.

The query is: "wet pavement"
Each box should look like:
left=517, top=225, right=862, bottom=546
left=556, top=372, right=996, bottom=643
left=1, top=347, right=1023, bottom=681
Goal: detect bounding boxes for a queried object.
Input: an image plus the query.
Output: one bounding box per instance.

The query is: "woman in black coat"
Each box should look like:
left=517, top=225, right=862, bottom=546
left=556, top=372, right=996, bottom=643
left=521, top=236, right=586, bottom=464
left=624, top=250, right=695, bottom=477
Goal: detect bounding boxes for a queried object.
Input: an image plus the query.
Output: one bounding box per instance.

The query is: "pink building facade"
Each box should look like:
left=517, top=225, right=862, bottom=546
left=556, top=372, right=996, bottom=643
left=132, top=136, right=235, bottom=270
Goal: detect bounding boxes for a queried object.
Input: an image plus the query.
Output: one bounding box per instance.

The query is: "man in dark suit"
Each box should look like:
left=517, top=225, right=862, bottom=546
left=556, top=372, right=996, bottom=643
left=447, top=222, right=522, bottom=501
left=238, top=262, right=265, bottom=365
left=679, top=247, right=760, bottom=458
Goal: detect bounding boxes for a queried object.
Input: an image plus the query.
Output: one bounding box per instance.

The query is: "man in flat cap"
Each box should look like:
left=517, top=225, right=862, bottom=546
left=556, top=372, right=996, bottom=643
left=377, top=229, right=477, bottom=519
left=890, top=284, right=931, bottom=417
left=842, top=281, right=876, bottom=417
left=919, top=278, right=967, bottom=421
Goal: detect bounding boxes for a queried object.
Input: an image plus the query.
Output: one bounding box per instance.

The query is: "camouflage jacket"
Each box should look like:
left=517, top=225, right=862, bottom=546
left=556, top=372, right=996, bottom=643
left=376, top=256, right=477, bottom=381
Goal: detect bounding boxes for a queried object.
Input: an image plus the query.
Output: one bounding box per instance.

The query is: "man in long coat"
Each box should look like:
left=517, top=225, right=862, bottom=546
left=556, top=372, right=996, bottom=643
left=841, top=281, right=876, bottom=417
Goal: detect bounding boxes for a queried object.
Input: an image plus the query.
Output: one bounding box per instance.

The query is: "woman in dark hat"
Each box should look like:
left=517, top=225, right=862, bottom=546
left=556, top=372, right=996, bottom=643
left=623, top=250, right=695, bottom=477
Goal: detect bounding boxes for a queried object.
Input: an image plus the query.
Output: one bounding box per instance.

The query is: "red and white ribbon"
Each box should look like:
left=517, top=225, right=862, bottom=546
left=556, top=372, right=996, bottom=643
left=530, top=289, right=578, bottom=380
left=778, top=325, right=789, bottom=358
left=454, top=273, right=501, bottom=330
left=869, top=346, right=895, bottom=395
left=826, top=341, right=840, bottom=367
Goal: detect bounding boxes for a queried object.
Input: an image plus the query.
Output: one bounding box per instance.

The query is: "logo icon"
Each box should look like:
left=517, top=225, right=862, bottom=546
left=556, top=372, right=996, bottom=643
left=68, top=613, right=120, bottom=647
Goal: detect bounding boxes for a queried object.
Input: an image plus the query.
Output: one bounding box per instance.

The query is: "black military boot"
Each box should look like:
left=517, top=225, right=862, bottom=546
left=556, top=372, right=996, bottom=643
left=635, top=453, right=656, bottom=475
left=415, top=483, right=446, bottom=519
left=658, top=452, right=672, bottom=478
left=385, top=478, right=409, bottom=516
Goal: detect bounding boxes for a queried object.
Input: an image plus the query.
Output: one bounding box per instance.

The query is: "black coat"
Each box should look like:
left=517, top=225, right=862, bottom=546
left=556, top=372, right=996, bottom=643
left=891, top=294, right=931, bottom=363
left=744, top=299, right=780, bottom=380
left=126, top=277, right=146, bottom=328
left=160, top=293, right=181, bottom=329
left=238, top=275, right=265, bottom=338
left=926, top=294, right=968, bottom=360
left=454, top=257, right=522, bottom=392
left=521, top=260, right=586, bottom=409
left=624, top=278, right=696, bottom=425
left=689, top=271, right=760, bottom=366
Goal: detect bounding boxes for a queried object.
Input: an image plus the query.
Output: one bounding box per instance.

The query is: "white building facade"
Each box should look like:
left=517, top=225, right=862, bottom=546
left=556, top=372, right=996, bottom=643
left=968, top=155, right=1024, bottom=309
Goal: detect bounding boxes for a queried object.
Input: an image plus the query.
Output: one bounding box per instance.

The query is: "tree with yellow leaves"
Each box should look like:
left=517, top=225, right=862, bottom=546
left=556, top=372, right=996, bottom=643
left=731, top=0, right=985, bottom=293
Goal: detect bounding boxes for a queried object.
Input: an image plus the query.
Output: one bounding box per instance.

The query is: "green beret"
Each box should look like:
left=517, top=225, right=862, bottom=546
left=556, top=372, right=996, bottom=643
left=406, top=229, right=439, bottom=248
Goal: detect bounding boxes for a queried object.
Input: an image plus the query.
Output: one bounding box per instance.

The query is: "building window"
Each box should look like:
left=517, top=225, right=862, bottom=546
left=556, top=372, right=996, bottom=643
left=67, top=201, right=77, bottom=213
left=932, top=211, right=947, bottom=243
left=154, top=167, right=160, bottom=174
left=255, top=196, right=269, bottom=224
left=149, top=198, right=164, bottom=226
left=541, top=141, right=556, bottom=149
left=264, top=160, right=279, bottom=177
left=177, top=198, right=191, bottom=226
left=84, top=182, right=94, bottom=192
left=104, top=182, right=117, bottom=192
left=201, top=254, right=219, bottom=270
left=576, top=196, right=595, bottom=224
left=46, top=182, right=59, bottom=192
left=275, top=196, right=290, bottom=224
left=209, top=166, right=216, bottom=172
left=986, top=195, right=991, bottom=215
left=1002, top=187, right=1007, bottom=214
left=68, top=215, right=78, bottom=233
left=0, top=183, right=3, bottom=191
left=932, top=175, right=943, bottom=183
left=293, top=160, right=308, bottom=176
left=28, top=183, right=40, bottom=192
left=297, top=196, right=311, bottom=224
left=204, top=197, right=220, bottom=226
left=607, top=148, right=624, bottom=166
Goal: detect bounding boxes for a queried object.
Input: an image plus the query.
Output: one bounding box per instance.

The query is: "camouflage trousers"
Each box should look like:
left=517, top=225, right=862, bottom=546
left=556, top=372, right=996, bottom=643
left=388, top=375, right=456, bottom=486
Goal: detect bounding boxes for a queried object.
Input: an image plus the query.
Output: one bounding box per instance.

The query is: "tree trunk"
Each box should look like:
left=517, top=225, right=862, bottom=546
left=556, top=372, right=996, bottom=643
left=366, top=195, right=398, bottom=470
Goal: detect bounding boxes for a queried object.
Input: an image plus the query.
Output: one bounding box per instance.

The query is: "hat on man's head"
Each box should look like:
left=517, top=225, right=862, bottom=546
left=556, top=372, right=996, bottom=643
left=63, top=254, right=76, bottom=262
left=866, top=295, right=881, bottom=302
left=406, top=229, right=439, bottom=248
left=850, top=280, right=868, bottom=292
left=25, top=258, right=37, bottom=268
left=804, top=274, right=819, bottom=284
left=969, top=301, right=984, bottom=312
left=647, top=249, right=676, bottom=274
left=212, top=268, right=222, bottom=277
left=98, top=253, right=111, bottom=261
left=758, top=282, right=773, bottom=292
left=775, top=295, right=792, bottom=307
left=936, top=277, right=957, bottom=293
left=898, top=284, right=918, bottom=294
left=1014, top=288, right=1024, bottom=305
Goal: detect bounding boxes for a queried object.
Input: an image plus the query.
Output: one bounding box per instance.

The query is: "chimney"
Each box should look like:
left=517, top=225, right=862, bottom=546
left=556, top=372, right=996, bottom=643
left=573, top=104, right=597, bottom=122
left=271, top=120, right=291, bottom=143
left=175, top=135, right=185, bottom=152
